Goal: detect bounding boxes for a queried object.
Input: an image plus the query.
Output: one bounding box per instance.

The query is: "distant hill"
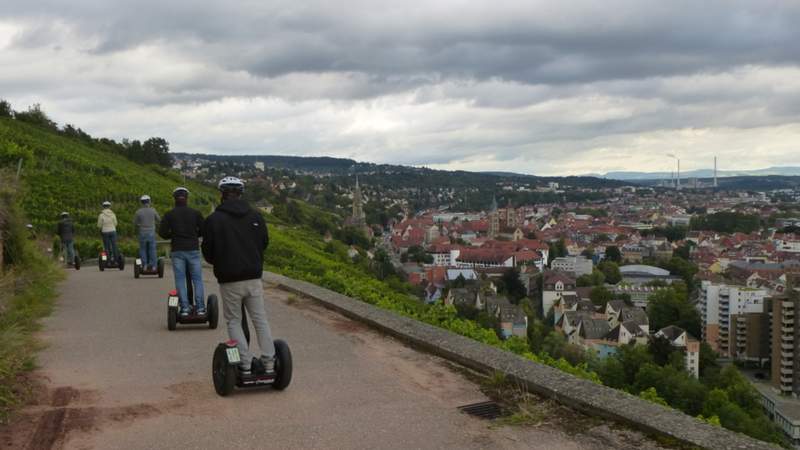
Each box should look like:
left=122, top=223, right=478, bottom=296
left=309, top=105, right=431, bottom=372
left=176, top=153, right=631, bottom=189
left=173, top=153, right=356, bottom=172
left=594, top=166, right=800, bottom=180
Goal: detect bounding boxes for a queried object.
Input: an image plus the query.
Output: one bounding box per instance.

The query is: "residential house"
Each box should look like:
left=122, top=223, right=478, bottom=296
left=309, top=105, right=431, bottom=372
left=655, top=325, right=700, bottom=379
left=542, top=271, right=577, bottom=316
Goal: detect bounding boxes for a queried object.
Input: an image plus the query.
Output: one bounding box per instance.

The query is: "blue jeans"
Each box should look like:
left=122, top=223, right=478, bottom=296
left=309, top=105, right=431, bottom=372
left=101, top=232, right=119, bottom=260
left=172, top=250, right=204, bottom=312
left=63, top=239, right=75, bottom=265
left=138, top=231, right=157, bottom=268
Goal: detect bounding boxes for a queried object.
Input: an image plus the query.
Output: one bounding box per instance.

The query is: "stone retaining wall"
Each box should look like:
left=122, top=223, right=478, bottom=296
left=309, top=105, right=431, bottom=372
left=263, top=271, right=776, bottom=450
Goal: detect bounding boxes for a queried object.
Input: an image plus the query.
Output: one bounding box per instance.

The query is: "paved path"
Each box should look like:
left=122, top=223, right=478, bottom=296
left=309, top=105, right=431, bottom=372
left=4, top=265, right=665, bottom=450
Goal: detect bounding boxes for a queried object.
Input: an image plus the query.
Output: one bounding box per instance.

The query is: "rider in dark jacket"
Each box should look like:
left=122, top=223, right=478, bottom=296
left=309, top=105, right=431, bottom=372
left=159, top=187, right=206, bottom=316
left=202, top=176, right=274, bottom=376
left=57, top=212, right=76, bottom=265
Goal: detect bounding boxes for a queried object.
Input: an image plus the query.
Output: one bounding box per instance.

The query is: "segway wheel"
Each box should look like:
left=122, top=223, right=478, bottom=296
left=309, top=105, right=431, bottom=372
left=208, top=294, right=219, bottom=329
left=118, top=254, right=125, bottom=271
left=272, top=339, right=293, bottom=391
left=134, top=263, right=140, bottom=279
left=213, top=344, right=237, bottom=396
left=98, top=257, right=104, bottom=272
left=168, top=308, right=177, bottom=331
left=157, top=259, right=164, bottom=278
left=74, top=256, right=81, bottom=271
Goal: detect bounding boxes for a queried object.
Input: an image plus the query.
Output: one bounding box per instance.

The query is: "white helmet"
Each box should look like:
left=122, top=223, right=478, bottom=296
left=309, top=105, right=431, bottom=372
left=218, top=176, right=245, bottom=192
left=60, top=211, right=69, bottom=217
left=140, top=194, right=151, bottom=202
left=102, top=201, right=111, bottom=207
left=172, top=186, right=190, bottom=197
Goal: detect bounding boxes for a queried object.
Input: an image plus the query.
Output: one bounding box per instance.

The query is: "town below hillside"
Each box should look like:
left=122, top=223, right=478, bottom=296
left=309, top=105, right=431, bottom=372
left=175, top=151, right=800, bottom=448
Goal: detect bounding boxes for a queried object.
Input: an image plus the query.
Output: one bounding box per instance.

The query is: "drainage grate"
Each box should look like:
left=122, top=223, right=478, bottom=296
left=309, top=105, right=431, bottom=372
left=458, top=401, right=505, bottom=420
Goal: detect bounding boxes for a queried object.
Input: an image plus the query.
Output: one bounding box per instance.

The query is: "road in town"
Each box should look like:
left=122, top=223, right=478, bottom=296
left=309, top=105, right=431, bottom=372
left=3, top=264, right=665, bottom=449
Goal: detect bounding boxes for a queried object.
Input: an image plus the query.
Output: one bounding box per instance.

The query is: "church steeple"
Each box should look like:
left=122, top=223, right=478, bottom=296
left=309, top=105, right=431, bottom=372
left=489, top=196, right=499, bottom=239
left=352, top=175, right=366, bottom=225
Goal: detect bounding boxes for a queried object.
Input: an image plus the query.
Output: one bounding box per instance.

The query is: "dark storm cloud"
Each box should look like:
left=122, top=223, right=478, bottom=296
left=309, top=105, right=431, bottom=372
left=5, top=1, right=800, bottom=88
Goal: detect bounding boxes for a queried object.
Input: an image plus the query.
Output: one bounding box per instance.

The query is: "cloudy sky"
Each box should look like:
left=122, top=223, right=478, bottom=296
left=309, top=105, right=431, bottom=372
left=1, top=1, right=799, bottom=176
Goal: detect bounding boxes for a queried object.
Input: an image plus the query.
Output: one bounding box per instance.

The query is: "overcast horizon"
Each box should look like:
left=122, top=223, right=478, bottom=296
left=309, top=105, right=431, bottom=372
left=2, top=1, right=800, bottom=176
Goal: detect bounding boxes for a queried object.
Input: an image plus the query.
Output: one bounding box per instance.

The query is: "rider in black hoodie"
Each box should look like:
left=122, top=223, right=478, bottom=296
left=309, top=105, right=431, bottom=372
left=202, top=176, right=274, bottom=376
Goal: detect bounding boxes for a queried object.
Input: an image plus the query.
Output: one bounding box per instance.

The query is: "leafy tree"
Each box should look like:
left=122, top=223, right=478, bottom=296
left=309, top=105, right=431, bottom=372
left=526, top=319, right=551, bottom=354
left=674, top=242, right=694, bottom=260
left=613, top=343, right=654, bottom=386
left=14, top=103, right=57, bottom=130
left=337, top=226, right=370, bottom=248
left=406, top=245, right=433, bottom=264
left=141, top=137, right=172, bottom=167
left=634, top=363, right=706, bottom=416
left=690, top=212, right=760, bottom=234
left=577, top=267, right=605, bottom=287
left=548, top=239, right=567, bottom=264
left=598, top=356, right=627, bottom=389
left=639, top=387, right=669, bottom=407
left=500, top=267, right=527, bottom=303
left=605, top=245, right=622, bottom=263
left=590, top=286, right=613, bottom=308
left=699, top=342, right=720, bottom=379
left=646, top=225, right=687, bottom=242
left=0, top=99, right=11, bottom=117
left=647, top=288, right=701, bottom=338
left=371, top=248, right=396, bottom=280
left=649, top=334, right=679, bottom=366
left=286, top=200, right=304, bottom=224
left=597, top=260, right=621, bottom=284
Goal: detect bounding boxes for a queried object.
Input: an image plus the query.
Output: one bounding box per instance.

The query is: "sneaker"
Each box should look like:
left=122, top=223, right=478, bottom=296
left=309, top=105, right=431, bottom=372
left=261, top=356, right=276, bottom=373
left=180, top=309, right=190, bottom=317
left=196, top=307, right=206, bottom=316
left=238, top=365, right=252, bottom=376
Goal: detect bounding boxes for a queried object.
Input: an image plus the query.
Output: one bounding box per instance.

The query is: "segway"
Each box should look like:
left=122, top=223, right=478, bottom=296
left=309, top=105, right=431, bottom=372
left=62, top=246, right=81, bottom=270
left=98, top=250, right=125, bottom=271
left=135, top=257, right=164, bottom=278
left=212, top=337, right=293, bottom=396
left=166, top=267, right=219, bottom=330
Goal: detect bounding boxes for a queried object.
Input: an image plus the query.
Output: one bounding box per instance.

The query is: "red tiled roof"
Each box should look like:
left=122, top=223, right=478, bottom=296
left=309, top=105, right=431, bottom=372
left=456, top=248, right=513, bottom=264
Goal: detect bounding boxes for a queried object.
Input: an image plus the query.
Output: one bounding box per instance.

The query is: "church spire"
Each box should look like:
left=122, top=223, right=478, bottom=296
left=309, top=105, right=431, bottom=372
left=352, top=175, right=365, bottom=225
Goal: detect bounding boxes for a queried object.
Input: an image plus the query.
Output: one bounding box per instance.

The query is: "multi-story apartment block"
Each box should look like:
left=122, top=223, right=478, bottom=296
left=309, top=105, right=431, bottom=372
left=772, top=294, right=800, bottom=396
left=699, top=281, right=768, bottom=358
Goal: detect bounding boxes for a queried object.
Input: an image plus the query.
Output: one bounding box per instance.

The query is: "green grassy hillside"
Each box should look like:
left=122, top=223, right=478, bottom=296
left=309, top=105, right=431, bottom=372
left=0, top=117, right=217, bottom=238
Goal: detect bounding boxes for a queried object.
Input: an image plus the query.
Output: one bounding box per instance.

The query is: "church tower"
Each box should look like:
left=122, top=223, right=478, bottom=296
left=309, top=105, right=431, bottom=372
left=352, top=176, right=366, bottom=226
left=489, top=196, right=499, bottom=239
left=506, top=199, right=516, bottom=229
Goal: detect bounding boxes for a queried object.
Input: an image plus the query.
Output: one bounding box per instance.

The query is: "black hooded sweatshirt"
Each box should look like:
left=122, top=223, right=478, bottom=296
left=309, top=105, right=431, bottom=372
left=202, top=199, right=268, bottom=283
